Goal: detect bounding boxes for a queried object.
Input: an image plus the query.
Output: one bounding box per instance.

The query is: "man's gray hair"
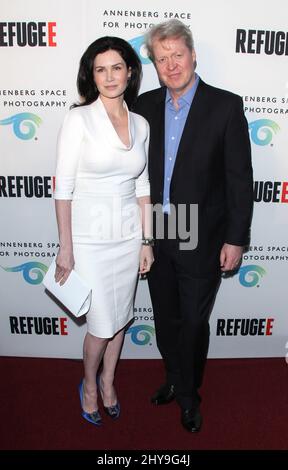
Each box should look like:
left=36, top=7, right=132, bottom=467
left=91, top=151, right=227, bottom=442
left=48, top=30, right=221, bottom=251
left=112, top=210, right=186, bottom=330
left=145, top=19, right=194, bottom=62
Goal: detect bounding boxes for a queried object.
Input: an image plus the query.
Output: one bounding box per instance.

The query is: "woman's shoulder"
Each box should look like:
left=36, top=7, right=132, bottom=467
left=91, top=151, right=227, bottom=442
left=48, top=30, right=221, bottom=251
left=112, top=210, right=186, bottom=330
left=62, top=102, right=95, bottom=126
left=63, top=104, right=85, bottom=120
left=58, top=105, right=90, bottom=136
left=130, top=110, right=149, bottom=131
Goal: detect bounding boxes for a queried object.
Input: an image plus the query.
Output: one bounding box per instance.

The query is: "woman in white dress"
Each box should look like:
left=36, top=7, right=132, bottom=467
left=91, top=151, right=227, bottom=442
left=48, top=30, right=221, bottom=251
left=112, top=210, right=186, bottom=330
left=54, top=37, right=153, bottom=426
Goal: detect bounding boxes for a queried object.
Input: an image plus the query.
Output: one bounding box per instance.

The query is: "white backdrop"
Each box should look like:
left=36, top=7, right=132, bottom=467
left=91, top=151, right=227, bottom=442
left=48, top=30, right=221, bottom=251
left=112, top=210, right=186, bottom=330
left=0, top=0, right=287, bottom=359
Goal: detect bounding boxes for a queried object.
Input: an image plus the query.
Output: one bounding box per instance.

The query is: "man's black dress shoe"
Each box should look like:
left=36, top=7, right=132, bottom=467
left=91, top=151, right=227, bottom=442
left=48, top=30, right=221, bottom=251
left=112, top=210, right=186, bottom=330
left=151, top=383, right=176, bottom=405
left=181, top=407, right=202, bottom=433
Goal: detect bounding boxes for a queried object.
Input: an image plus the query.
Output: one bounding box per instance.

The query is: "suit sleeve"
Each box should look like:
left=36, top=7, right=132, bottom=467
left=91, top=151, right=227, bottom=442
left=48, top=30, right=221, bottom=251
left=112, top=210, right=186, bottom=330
left=54, top=109, right=84, bottom=200
left=224, top=96, right=253, bottom=246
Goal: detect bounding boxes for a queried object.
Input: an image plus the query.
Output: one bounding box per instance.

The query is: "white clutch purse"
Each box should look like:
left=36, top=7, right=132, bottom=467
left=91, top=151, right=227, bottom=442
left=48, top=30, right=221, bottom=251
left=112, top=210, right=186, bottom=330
left=43, top=260, right=92, bottom=317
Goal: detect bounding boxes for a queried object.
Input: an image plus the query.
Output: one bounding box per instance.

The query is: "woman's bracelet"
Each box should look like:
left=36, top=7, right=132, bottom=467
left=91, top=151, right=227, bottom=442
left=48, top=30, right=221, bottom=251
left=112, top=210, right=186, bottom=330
left=142, top=237, right=155, bottom=247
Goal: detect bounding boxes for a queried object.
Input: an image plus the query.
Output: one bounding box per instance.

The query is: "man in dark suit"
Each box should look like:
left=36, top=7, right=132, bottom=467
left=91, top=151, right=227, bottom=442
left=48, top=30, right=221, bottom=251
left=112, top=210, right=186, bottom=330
left=134, top=19, right=253, bottom=433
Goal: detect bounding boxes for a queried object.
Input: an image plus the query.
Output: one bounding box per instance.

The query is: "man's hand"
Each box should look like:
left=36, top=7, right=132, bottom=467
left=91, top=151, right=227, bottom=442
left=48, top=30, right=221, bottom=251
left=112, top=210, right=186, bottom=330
left=220, top=243, right=243, bottom=272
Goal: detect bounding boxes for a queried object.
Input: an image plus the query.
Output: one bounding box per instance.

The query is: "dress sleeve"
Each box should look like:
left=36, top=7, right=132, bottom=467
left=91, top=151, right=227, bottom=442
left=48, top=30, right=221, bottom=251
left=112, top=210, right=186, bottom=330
left=135, top=119, right=150, bottom=198
left=54, top=109, right=84, bottom=200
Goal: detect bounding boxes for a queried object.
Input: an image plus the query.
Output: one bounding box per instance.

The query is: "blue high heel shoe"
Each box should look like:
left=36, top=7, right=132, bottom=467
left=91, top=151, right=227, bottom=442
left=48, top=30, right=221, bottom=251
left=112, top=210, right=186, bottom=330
left=78, top=379, right=102, bottom=426
left=96, top=375, right=121, bottom=420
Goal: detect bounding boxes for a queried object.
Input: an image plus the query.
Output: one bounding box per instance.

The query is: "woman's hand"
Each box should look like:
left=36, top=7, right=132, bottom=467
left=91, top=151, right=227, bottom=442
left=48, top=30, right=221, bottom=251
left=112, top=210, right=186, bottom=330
left=139, top=245, right=154, bottom=274
left=55, top=248, right=75, bottom=285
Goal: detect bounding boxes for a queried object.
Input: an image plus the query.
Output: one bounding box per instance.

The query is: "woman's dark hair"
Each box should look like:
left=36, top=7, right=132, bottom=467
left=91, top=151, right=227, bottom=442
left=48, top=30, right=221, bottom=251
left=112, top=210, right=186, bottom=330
left=73, top=36, right=142, bottom=109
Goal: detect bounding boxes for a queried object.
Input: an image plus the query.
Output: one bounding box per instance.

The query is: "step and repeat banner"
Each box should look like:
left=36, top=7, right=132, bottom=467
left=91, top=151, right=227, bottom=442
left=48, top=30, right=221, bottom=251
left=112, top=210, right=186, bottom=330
left=0, top=0, right=287, bottom=359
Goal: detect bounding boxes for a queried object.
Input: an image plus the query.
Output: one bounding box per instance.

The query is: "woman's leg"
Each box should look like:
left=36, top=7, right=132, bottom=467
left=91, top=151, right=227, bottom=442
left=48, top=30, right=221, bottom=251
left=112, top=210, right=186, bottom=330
left=100, top=328, right=125, bottom=406
left=82, top=332, right=108, bottom=413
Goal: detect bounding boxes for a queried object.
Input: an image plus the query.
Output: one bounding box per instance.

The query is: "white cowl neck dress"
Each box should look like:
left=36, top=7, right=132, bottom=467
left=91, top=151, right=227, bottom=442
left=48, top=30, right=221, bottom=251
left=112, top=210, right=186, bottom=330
left=54, top=97, right=150, bottom=337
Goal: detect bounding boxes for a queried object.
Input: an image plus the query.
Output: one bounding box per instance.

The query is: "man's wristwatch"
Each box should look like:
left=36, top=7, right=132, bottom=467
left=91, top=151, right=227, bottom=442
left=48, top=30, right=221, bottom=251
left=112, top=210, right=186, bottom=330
left=142, top=237, right=155, bottom=247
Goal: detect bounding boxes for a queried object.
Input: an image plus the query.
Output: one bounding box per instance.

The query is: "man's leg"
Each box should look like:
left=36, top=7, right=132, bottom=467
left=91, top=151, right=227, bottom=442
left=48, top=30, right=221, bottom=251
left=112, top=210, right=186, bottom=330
left=176, top=273, right=220, bottom=410
left=148, top=240, right=181, bottom=387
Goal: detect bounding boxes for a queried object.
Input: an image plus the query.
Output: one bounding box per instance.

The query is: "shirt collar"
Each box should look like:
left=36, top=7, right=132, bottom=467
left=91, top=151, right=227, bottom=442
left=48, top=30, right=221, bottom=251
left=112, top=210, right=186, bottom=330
left=165, top=73, right=199, bottom=105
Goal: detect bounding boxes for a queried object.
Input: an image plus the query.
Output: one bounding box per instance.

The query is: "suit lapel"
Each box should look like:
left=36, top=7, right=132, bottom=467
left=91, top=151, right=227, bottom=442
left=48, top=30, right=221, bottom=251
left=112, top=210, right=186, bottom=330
left=170, top=80, right=208, bottom=187
left=153, top=89, right=166, bottom=185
